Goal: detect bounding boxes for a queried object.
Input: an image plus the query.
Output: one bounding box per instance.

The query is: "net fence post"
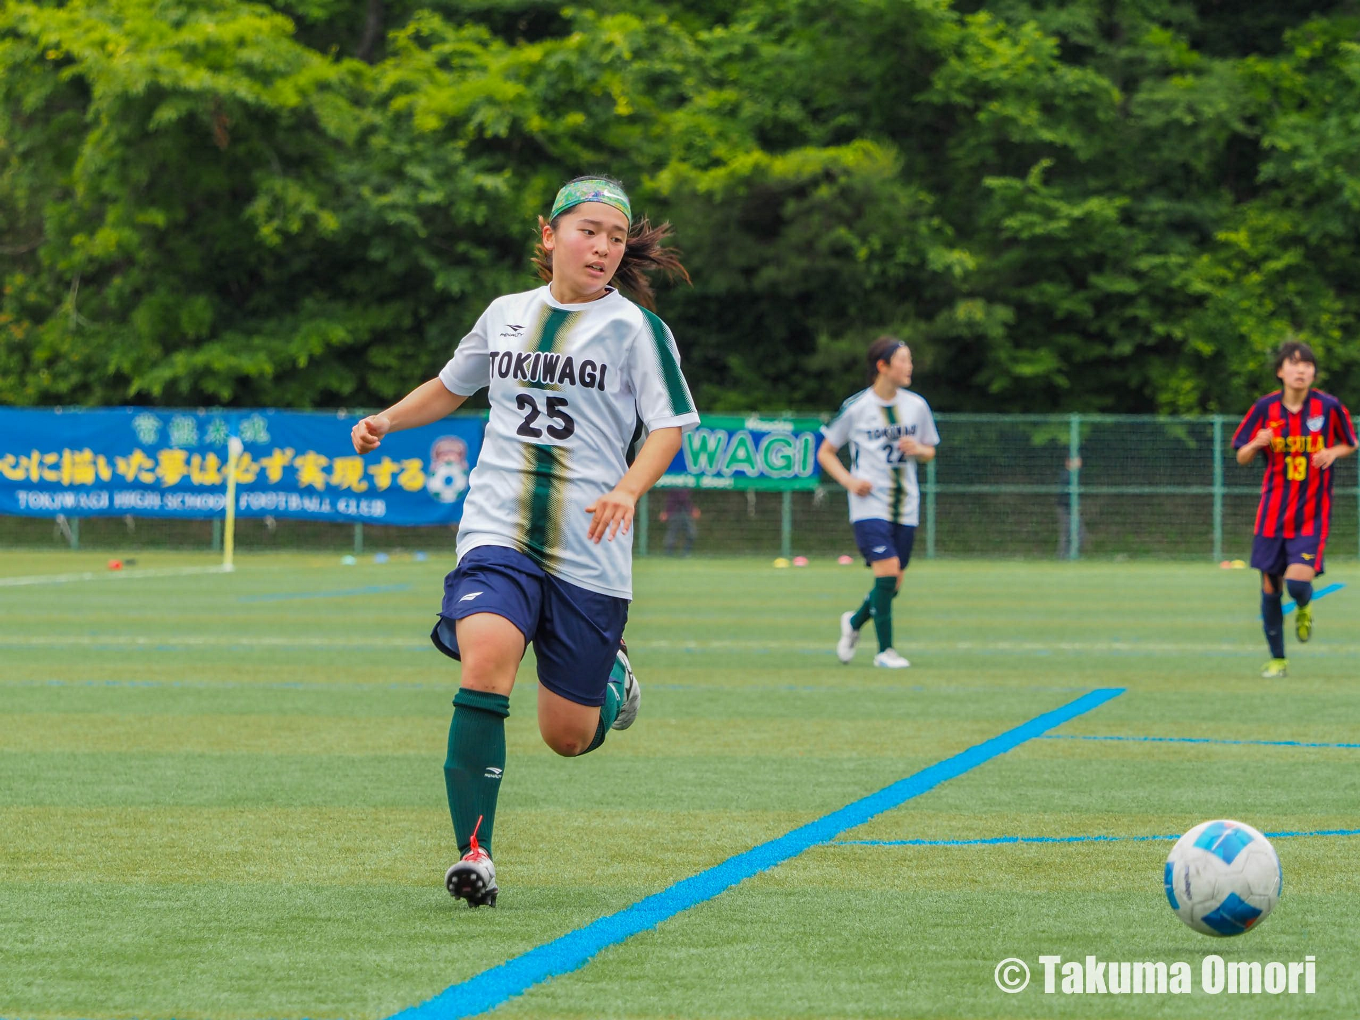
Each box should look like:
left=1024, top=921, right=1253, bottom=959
left=637, top=491, right=649, bottom=557
left=1068, top=413, right=1081, bottom=561
left=925, top=455, right=936, bottom=559
left=1212, top=416, right=1224, bottom=563
left=211, top=518, right=223, bottom=553
left=70, top=517, right=79, bottom=550
left=780, top=489, right=792, bottom=560
left=354, top=523, right=363, bottom=556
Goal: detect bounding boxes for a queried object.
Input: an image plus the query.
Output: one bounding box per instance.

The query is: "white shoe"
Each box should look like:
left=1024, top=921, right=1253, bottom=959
left=611, top=642, right=640, bottom=730
left=836, top=611, right=860, bottom=664
left=873, top=648, right=911, bottom=669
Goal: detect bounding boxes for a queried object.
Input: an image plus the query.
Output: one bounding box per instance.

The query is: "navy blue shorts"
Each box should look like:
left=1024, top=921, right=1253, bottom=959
left=852, top=519, right=916, bottom=568
left=1251, top=533, right=1326, bottom=578
left=430, top=545, right=629, bottom=708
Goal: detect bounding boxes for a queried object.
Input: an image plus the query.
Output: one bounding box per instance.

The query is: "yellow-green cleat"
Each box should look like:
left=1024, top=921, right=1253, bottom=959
left=1295, top=604, right=1313, bottom=643
left=1261, top=658, right=1288, bottom=679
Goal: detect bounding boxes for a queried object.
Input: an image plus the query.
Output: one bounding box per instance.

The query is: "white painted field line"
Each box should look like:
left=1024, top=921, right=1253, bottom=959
left=3, top=633, right=1360, bottom=656
left=0, top=633, right=418, bottom=647
left=0, top=565, right=231, bottom=587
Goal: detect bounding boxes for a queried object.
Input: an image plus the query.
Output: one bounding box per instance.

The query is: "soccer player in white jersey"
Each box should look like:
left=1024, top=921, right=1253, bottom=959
left=817, top=336, right=939, bottom=668
left=350, top=176, right=698, bottom=907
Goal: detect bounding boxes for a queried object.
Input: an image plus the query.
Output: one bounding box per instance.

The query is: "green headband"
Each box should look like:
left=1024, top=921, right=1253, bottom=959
left=550, top=178, right=631, bottom=225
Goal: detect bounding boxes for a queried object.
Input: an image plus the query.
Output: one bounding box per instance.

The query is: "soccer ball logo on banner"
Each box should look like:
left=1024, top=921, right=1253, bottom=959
left=426, top=436, right=469, bottom=504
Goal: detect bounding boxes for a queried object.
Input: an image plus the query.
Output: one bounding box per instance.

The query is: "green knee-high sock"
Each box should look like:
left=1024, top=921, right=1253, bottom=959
left=583, top=653, right=627, bottom=754
left=850, top=591, right=873, bottom=631
left=870, top=575, right=896, bottom=652
left=445, top=687, right=510, bottom=857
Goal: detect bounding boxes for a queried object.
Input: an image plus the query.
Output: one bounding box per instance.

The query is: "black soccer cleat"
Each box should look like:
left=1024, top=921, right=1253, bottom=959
left=445, top=847, right=498, bottom=908
left=445, top=815, right=498, bottom=908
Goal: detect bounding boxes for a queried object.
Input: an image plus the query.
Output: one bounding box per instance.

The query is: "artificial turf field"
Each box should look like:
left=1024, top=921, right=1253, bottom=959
left=1, top=550, right=1357, bottom=1020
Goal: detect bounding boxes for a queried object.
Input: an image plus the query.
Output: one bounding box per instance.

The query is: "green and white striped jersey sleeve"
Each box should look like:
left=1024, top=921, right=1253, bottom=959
left=629, top=308, right=699, bottom=432
left=820, top=390, right=866, bottom=449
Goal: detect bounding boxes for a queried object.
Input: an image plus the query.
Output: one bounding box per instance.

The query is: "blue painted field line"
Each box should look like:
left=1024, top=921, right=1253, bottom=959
left=385, top=687, right=1124, bottom=1020
left=1044, top=734, right=1360, bottom=749
left=835, top=828, right=1360, bottom=847
left=1270, top=581, right=1344, bottom=616
left=237, top=583, right=411, bottom=603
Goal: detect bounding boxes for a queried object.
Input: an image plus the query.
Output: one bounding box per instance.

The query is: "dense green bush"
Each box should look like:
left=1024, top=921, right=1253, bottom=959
left=4, top=1, right=1359, bottom=413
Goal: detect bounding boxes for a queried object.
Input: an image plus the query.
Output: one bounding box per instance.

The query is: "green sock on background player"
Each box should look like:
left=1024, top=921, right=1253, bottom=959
left=849, top=591, right=873, bottom=631
left=444, top=687, right=509, bottom=856
left=870, top=575, right=896, bottom=651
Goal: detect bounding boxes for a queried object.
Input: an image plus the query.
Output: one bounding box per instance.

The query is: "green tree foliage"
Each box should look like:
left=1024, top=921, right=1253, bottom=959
left=3, top=0, right=1358, bottom=413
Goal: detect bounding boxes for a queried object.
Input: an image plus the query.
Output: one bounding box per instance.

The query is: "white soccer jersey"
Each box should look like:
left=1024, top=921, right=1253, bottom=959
left=821, top=388, right=940, bottom=526
left=440, top=286, right=699, bottom=599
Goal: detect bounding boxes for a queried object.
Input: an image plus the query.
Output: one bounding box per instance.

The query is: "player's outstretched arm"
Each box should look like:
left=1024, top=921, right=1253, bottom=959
left=352, top=379, right=467, bottom=454
left=817, top=438, right=872, bottom=496
left=586, top=427, right=684, bottom=544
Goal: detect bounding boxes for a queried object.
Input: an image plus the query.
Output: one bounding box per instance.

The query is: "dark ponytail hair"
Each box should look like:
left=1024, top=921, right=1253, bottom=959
left=531, top=176, right=690, bottom=311
left=866, top=335, right=907, bottom=384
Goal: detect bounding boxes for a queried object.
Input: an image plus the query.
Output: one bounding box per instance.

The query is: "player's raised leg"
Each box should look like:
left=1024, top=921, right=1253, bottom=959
left=534, top=645, right=636, bottom=759
left=535, top=577, right=633, bottom=755
left=612, top=639, right=641, bottom=730
left=1285, top=562, right=1317, bottom=643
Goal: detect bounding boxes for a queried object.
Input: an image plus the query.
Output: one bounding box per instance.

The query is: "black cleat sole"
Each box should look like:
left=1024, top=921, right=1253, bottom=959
left=447, top=866, right=497, bottom=908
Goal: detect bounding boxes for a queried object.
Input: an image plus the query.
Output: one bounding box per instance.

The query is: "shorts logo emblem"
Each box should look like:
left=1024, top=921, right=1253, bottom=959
left=873, top=545, right=887, bottom=553
left=459, top=591, right=485, bottom=602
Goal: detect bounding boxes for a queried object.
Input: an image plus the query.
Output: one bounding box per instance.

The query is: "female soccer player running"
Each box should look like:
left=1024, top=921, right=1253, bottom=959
left=818, top=337, right=939, bottom=668
left=1232, top=341, right=1356, bottom=678
left=351, top=177, right=698, bottom=906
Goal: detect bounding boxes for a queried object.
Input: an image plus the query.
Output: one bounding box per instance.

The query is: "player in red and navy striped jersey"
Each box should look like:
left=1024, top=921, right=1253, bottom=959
left=1232, top=341, right=1357, bottom=677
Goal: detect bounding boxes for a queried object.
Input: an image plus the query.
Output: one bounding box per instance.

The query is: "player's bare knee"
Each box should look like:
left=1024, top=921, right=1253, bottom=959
left=543, top=730, right=590, bottom=757
left=457, top=656, right=515, bottom=694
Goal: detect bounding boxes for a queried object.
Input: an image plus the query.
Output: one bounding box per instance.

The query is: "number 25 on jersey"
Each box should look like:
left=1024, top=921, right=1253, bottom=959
left=515, top=393, right=576, bottom=441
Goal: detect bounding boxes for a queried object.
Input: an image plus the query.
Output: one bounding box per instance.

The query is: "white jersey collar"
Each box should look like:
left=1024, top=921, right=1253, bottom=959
left=541, top=284, right=623, bottom=312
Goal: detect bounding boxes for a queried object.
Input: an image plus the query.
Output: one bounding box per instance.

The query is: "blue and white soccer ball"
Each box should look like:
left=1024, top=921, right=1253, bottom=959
left=1164, top=819, right=1281, bottom=936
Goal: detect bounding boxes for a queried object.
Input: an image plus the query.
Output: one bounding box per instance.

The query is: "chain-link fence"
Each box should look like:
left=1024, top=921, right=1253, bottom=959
left=4, top=414, right=1357, bottom=561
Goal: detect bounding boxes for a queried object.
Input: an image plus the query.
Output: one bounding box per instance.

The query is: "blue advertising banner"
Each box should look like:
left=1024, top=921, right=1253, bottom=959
left=0, top=408, right=486, bottom=525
